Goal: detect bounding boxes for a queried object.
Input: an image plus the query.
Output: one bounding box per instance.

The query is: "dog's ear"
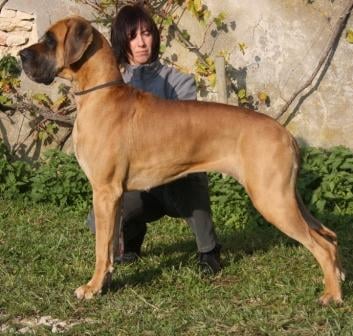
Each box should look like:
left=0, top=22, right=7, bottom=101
left=64, top=18, right=93, bottom=67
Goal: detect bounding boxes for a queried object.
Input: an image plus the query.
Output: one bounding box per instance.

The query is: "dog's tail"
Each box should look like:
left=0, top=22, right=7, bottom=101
left=290, top=137, right=337, bottom=244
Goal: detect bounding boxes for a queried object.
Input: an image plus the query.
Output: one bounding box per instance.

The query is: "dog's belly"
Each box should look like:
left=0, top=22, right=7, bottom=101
left=125, top=156, right=243, bottom=191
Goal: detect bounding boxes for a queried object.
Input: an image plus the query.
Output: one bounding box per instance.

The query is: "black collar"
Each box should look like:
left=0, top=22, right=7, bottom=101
left=74, top=79, right=125, bottom=96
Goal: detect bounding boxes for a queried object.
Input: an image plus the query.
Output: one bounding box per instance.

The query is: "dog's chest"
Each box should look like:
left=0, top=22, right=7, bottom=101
left=72, top=120, right=91, bottom=180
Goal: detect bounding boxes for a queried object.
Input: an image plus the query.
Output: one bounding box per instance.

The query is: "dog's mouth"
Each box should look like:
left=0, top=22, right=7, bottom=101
left=19, top=47, right=57, bottom=85
left=23, top=69, right=55, bottom=85
left=40, top=77, right=55, bottom=85
left=30, top=73, right=55, bottom=85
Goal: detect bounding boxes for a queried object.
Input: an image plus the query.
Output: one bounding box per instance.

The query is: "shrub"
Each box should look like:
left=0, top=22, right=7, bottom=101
left=1, top=141, right=353, bottom=221
left=0, top=142, right=33, bottom=198
left=298, top=146, right=353, bottom=216
left=30, top=149, right=91, bottom=208
left=208, top=173, right=264, bottom=231
left=0, top=142, right=91, bottom=209
left=209, top=146, right=353, bottom=230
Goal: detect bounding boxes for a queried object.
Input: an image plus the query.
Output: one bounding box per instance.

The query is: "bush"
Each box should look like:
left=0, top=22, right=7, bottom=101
left=1, top=141, right=353, bottom=221
left=298, top=146, right=353, bottom=216
left=0, top=142, right=91, bottom=209
left=0, top=142, right=33, bottom=198
left=208, top=173, right=264, bottom=230
left=30, top=150, right=91, bottom=208
left=209, top=146, right=353, bottom=230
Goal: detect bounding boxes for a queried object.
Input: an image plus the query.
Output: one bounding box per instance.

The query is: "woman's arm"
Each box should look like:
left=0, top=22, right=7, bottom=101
left=168, top=68, right=197, bottom=101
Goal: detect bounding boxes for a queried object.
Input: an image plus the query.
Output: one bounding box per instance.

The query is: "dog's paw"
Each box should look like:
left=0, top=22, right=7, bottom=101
left=319, top=293, right=343, bottom=306
left=75, top=284, right=99, bottom=300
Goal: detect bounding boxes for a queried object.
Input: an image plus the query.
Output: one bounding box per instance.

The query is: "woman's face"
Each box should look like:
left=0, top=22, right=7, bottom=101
left=128, top=24, right=153, bottom=65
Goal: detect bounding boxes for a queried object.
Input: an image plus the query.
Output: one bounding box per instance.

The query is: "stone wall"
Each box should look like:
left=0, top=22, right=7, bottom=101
left=0, top=8, right=35, bottom=57
left=165, top=0, right=353, bottom=148
left=0, top=0, right=96, bottom=159
left=0, top=0, right=353, bottom=159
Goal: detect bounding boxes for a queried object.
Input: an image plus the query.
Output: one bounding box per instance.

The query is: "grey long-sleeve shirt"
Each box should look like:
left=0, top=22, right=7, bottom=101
left=121, top=60, right=196, bottom=101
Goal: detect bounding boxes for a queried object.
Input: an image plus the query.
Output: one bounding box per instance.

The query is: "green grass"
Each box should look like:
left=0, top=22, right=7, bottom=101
left=0, top=200, right=352, bottom=335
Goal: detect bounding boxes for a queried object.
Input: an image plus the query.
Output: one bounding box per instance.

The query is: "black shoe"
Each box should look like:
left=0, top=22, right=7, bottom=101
left=115, top=252, right=140, bottom=264
left=198, top=244, right=222, bottom=275
left=115, top=234, right=144, bottom=264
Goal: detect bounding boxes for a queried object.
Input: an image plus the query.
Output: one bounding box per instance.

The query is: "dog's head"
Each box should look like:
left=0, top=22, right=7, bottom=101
left=19, top=16, right=93, bottom=85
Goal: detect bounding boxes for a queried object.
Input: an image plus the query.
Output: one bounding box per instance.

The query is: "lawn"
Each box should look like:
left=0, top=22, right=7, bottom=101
left=1, top=146, right=353, bottom=335
left=0, top=197, right=352, bottom=335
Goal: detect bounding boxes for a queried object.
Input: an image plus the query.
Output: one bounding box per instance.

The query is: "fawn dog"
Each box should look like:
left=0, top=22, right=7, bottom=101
left=19, top=16, right=344, bottom=304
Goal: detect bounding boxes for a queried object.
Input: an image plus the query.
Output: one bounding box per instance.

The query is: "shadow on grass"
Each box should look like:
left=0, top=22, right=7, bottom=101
left=109, top=208, right=352, bottom=302
left=105, top=155, right=353, bottom=298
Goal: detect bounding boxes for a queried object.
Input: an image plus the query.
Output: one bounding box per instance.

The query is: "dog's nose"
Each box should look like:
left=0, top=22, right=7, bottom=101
left=19, top=48, right=34, bottom=62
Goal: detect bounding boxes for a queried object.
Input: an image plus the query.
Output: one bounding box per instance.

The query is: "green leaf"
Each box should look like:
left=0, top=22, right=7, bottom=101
left=52, top=95, right=67, bottom=111
left=194, top=0, right=202, bottom=11
left=258, top=91, right=269, bottom=103
left=208, top=73, right=216, bottom=87
left=213, top=12, right=226, bottom=30
left=180, top=29, right=190, bottom=42
left=238, top=42, right=247, bottom=55
left=0, top=94, right=12, bottom=105
left=164, top=15, right=174, bottom=27
left=237, top=89, right=247, bottom=99
left=32, top=93, right=53, bottom=107
left=346, top=29, right=353, bottom=44
left=38, top=130, right=48, bottom=142
left=0, top=55, right=21, bottom=78
left=159, top=44, right=166, bottom=54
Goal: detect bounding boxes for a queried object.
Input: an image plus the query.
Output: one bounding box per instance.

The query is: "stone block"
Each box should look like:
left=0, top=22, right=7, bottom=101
left=0, top=18, right=33, bottom=32
left=0, top=9, right=34, bottom=21
left=0, top=31, right=7, bottom=45
left=0, top=9, right=16, bottom=18
left=6, top=33, right=28, bottom=46
left=15, top=11, right=34, bottom=21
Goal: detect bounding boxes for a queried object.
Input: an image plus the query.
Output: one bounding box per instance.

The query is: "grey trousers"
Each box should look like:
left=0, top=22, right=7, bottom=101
left=87, top=173, right=217, bottom=253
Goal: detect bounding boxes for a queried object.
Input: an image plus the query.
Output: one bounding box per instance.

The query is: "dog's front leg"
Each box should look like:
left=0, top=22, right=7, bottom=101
left=75, top=185, right=121, bottom=299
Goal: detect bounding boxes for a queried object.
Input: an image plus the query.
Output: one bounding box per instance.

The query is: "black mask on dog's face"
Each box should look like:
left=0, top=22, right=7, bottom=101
left=20, top=18, right=94, bottom=85
left=19, top=31, right=58, bottom=85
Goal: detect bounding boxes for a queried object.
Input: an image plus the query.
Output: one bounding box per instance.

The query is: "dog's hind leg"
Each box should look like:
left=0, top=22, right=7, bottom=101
left=296, top=192, right=345, bottom=285
left=246, top=181, right=343, bottom=305
left=231, top=132, right=343, bottom=304
left=75, top=184, right=122, bottom=299
left=296, top=191, right=340, bottom=245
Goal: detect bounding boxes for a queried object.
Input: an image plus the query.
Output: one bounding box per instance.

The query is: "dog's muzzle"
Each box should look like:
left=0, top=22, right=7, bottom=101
left=19, top=47, right=57, bottom=85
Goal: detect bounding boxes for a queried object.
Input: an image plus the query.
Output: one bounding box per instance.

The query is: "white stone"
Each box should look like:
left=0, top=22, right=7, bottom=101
left=18, top=326, right=33, bottom=334
left=0, top=18, right=14, bottom=31
left=0, top=9, right=16, bottom=18
left=38, top=315, right=54, bottom=326
left=15, top=11, right=34, bottom=21
left=6, top=33, right=28, bottom=46
left=0, top=30, right=8, bottom=45
left=0, top=18, right=33, bottom=32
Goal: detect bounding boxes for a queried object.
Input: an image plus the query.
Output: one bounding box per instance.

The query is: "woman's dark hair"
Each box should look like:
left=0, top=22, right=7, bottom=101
left=111, top=4, right=160, bottom=64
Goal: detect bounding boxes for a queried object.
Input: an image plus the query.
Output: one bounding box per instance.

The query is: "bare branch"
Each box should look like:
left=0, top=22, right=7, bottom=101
left=276, top=0, right=353, bottom=123
left=0, top=0, right=9, bottom=11
left=14, top=97, right=75, bottom=126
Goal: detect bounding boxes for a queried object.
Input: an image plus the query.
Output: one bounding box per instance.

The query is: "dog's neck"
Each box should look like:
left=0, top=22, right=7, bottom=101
left=63, top=28, right=123, bottom=93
